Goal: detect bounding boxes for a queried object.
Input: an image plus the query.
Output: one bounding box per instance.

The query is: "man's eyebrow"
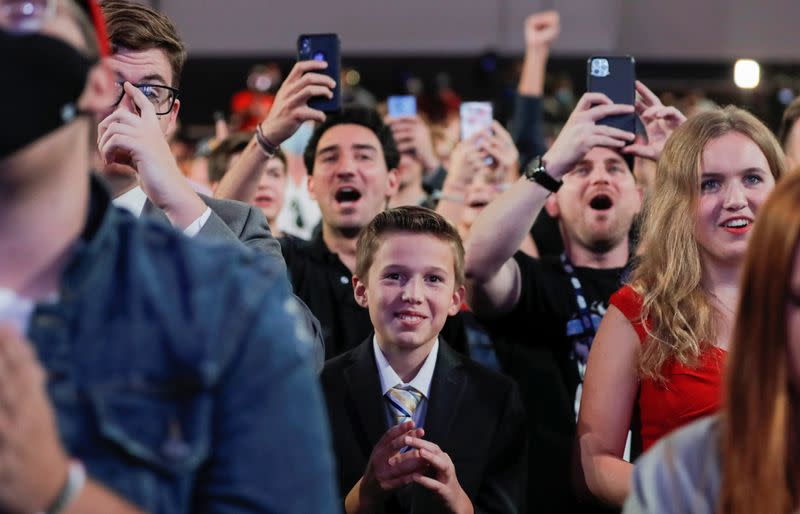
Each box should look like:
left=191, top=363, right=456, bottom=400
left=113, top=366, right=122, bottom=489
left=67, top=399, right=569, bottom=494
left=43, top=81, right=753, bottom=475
left=139, top=74, right=169, bottom=85
left=115, top=72, right=170, bottom=86
left=352, top=143, right=378, bottom=152
left=316, top=144, right=340, bottom=156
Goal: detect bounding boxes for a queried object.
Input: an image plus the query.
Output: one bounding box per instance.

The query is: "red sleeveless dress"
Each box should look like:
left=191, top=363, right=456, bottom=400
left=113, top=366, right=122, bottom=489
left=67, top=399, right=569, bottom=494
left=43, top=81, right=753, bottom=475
left=609, top=285, right=725, bottom=452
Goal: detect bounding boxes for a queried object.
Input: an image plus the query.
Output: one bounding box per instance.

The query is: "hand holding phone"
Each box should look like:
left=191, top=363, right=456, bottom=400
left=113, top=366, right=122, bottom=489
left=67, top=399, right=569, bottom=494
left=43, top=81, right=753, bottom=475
left=257, top=58, right=335, bottom=147
left=540, top=92, right=635, bottom=180
left=297, top=33, right=341, bottom=112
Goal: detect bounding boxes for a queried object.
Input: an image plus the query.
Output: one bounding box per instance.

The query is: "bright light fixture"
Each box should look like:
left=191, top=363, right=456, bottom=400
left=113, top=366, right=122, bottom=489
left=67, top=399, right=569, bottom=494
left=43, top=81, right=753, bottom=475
left=734, top=59, right=760, bottom=89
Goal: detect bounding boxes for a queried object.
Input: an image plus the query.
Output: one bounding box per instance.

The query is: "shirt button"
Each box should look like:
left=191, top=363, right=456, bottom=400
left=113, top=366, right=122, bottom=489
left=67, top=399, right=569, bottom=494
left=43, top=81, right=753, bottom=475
left=340, top=276, right=349, bottom=284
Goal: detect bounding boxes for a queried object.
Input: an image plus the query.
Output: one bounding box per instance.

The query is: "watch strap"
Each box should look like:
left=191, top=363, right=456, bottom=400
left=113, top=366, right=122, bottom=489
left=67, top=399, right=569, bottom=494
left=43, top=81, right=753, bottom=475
left=524, top=156, right=562, bottom=193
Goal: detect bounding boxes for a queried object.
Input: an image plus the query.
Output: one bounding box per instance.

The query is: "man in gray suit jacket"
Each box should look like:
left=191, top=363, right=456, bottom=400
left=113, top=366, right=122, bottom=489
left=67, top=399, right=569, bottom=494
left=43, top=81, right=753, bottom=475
left=95, top=0, right=331, bottom=367
left=95, top=0, right=284, bottom=263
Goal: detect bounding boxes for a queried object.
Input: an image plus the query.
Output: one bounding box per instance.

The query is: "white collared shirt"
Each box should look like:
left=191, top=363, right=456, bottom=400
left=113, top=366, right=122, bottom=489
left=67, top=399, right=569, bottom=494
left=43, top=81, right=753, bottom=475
left=113, top=186, right=212, bottom=237
left=373, top=336, right=439, bottom=429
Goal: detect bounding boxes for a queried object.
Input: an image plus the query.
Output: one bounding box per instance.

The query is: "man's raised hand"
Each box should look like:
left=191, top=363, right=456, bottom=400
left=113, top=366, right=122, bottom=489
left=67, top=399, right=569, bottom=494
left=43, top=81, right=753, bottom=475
left=258, top=60, right=336, bottom=146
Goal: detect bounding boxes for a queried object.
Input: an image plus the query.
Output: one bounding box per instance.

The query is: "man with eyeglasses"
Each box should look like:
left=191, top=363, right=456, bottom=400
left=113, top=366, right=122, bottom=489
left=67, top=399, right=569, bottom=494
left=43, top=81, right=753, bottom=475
left=96, top=0, right=288, bottom=261
left=0, top=0, right=339, bottom=512
left=98, top=0, right=330, bottom=370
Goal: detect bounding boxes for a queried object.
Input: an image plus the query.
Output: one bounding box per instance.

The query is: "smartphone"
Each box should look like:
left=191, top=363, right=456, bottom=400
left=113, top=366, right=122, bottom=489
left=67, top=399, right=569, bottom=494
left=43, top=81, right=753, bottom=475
left=387, top=95, right=417, bottom=117
left=459, top=101, right=493, bottom=140
left=297, top=33, right=341, bottom=112
left=460, top=101, right=493, bottom=165
left=586, top=55, right=636, bottom=134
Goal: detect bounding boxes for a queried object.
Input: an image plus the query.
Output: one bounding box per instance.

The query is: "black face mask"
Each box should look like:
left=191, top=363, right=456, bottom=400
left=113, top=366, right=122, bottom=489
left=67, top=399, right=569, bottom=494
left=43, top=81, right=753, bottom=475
left=0, top=29, right=94, bottom=159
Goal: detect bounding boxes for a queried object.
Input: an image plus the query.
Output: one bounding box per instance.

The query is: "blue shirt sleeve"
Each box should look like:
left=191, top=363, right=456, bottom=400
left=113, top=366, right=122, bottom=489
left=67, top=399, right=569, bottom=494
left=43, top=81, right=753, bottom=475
left=193, top=276, right=341, bottom=514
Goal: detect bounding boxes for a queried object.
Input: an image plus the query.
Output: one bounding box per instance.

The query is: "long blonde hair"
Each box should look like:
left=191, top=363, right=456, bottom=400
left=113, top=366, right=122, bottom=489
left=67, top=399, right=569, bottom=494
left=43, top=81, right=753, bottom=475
left=719, top=171, right=800, bottom=514
left=631, top=106, right=785, bottom=380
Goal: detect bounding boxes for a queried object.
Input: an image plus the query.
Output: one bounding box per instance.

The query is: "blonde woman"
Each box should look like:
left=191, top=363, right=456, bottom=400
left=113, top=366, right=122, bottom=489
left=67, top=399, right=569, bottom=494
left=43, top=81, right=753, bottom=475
left=575, top=106, right=786, bottom=506
left=624, top=167, right=800, bottom=514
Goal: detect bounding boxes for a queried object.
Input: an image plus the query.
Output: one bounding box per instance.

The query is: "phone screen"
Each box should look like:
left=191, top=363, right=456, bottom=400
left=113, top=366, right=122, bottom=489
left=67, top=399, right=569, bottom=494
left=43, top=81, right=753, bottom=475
left=459, top=101, right=493, bottom=140
left=586, top=56, right=636, bottom=134
left=387, top=95, right=417, bottom=117
left=297, top=33, right=341, bottom=112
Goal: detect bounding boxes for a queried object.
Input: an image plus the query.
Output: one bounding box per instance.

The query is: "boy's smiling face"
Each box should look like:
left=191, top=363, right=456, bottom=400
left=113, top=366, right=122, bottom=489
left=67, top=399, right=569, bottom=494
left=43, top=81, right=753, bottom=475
left=353, top=231, right=464, bottom=353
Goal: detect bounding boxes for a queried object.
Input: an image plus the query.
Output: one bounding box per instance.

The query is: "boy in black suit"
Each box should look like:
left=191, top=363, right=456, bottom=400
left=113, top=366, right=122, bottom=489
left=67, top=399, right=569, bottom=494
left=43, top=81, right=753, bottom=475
left=322, top=206, right=526, bottom=513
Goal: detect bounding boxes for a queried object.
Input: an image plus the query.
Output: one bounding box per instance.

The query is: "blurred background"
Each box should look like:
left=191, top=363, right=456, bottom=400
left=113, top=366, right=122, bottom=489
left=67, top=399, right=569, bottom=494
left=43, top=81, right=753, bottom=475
left=148, top=0, right=800, bottom=142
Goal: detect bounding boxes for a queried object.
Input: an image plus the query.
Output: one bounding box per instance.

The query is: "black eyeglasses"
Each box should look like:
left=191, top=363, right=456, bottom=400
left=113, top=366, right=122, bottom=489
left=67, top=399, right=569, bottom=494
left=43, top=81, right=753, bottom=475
left=111, top=82, right=179, bottom=115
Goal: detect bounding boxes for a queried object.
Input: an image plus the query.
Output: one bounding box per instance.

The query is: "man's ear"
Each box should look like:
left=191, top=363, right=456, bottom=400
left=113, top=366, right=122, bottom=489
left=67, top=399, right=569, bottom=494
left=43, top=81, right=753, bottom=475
left=307, top=174, right=317, bottom=201
left=385, top=168, right=399, bottom=199
left=163, top=98, right=181, bottom=138
left=634, top=184, right=644, bottom=215
left=353, top=275, right=369, bottom=308
left=448, top=284, right=465, bottom=316
left=77, top=62, right=115, bottom=114
left=544, top=192, right=560, bottom=218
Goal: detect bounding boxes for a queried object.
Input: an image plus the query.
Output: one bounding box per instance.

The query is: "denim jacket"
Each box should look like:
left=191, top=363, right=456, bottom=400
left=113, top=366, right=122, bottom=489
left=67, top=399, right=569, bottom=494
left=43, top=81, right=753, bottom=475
left=27, top=176, right=340, bottom=514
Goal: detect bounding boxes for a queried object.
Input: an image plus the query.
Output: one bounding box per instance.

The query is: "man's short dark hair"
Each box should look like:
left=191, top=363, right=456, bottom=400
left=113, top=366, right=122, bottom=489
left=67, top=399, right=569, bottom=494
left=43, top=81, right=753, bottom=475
left=303, top=106, right=400, bottom=175
left=355, top=206, right=465, bottom=287
left=208, top=132, right=286, bottom=184
left=100, top=0, right=187, bottom=88
left=778, top=97, right=800, bottom=149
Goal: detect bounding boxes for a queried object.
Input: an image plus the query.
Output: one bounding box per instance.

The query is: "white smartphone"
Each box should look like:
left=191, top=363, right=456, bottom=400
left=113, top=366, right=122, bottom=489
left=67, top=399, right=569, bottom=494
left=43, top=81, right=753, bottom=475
left=459, top=101, right=493, bottom=140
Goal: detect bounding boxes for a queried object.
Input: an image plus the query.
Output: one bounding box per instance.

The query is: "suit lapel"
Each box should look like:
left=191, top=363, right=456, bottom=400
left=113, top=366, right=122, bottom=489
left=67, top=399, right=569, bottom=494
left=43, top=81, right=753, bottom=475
left=421, top=341, right=467, bottom=447
left=141, top=198, right=172, bottom=226
left=343, top=338, right=388, bottom=451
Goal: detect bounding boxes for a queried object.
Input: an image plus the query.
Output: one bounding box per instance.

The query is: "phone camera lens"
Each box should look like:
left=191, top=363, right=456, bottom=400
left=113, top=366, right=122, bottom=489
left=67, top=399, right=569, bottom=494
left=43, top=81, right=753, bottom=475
left=301, top=38, right=311, bottom=54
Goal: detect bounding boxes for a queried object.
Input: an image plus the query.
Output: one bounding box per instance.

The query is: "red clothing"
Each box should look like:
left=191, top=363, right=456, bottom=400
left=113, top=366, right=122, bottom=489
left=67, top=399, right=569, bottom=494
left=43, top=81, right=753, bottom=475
left=609, top=285, right=725, bottom=452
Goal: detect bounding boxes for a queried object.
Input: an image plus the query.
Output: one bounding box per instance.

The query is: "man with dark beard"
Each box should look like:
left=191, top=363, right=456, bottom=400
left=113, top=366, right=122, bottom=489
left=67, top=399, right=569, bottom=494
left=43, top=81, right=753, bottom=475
left=464, top=92, right=645, bottom=513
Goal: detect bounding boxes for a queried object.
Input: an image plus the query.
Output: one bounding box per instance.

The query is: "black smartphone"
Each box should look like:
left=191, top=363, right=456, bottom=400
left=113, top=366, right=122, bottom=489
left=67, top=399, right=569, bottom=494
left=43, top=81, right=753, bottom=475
left=586, top=55, right=636, bottom=134
left=297, top=33, right=341, bottom=112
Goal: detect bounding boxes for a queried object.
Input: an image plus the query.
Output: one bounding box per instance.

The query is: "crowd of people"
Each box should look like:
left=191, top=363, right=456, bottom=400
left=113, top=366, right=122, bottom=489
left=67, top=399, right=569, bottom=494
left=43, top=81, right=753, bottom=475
left=3, top=0, right=800, bottom=513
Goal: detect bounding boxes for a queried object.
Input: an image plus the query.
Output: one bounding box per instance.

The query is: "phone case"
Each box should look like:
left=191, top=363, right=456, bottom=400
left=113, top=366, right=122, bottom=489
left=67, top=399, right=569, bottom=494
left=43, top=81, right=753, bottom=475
left=459, top=101, right=493, bottom=140
left=297, top=33, right=341, bottom=112
left=587, top=55, right=636, bottom=134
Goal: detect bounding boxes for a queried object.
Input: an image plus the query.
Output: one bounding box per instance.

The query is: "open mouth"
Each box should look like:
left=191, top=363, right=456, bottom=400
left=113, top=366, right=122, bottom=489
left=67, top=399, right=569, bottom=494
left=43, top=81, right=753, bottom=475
left=335, top=187, right=362, bottom=204
left=467, top=199, right=489, bottom=209
left=589, top=194, right=613, bottom=211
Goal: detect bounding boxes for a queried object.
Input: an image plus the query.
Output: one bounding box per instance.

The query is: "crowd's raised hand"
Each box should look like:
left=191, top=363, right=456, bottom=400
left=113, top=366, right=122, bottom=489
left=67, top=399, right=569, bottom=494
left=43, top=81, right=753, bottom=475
left=623, top=81, right=687, bottom=161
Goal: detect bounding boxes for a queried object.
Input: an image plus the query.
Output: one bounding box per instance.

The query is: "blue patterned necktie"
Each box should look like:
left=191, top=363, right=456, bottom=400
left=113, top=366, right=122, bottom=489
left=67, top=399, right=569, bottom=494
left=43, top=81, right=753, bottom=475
left=385, top=384, right=423, bottom=425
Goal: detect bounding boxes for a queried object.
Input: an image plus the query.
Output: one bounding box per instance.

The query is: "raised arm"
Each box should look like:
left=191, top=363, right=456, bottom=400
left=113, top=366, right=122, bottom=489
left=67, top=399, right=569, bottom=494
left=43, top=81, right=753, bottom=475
left=574, top=305, right=640, bottom=506
left=465, top=93, right=635, bottom=316
left=511, top=11, right=560, bottom=167
left=214, top=60, right=335, bottom=202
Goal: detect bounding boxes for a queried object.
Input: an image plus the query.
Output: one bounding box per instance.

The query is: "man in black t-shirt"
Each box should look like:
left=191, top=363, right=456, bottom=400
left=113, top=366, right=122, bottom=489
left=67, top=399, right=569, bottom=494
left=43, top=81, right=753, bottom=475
left=464, top=91, right=648, bottom=513
left=280, top=106, right=468, bottom=359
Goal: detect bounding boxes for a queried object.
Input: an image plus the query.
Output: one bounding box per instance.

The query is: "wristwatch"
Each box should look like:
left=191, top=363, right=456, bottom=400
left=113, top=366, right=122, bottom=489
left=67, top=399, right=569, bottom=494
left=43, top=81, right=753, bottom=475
left=524, top=155, right=562, bottom=193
